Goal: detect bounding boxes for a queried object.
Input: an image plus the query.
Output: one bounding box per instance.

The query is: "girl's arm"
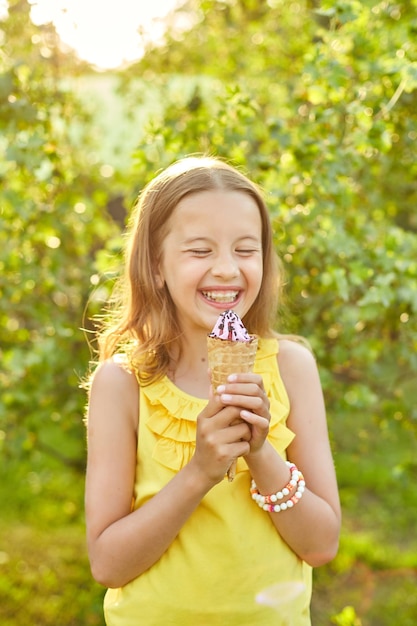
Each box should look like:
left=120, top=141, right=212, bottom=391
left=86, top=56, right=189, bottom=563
left=85, top=360, right=251, bottom=588
left=220, top=339, right=341, bottom=567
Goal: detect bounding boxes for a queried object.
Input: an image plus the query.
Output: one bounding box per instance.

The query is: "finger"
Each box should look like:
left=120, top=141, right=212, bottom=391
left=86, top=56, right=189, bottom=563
left=217, top=382, right=263, bottom=396
left=239, top=410, right=270, bottom=428
left=216, top=380, right=269, bottom=404
left=198, top=406, right=244, bottom=441
left=225, top=373, right=264, bottom=386
left=217, top=407, right=249, bottom=430
left=227, top=440, right=251, bottom=459
left=218, top=391, right=268, bottom=414
left=199, top=392, right=225, bottom=419
left=226, top=422, right=252, bottom=443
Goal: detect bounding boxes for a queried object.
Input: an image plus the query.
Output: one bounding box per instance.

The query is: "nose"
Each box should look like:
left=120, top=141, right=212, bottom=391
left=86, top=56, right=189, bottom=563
left=211, top=251, right=240, bottom=279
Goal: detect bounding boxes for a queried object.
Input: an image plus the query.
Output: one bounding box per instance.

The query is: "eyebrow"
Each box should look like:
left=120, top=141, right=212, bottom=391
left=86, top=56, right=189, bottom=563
left=182, top=235, right=261, bottom=245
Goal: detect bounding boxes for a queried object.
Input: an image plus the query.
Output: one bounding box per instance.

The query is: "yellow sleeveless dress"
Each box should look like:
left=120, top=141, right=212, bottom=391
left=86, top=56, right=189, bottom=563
left=104, top=338, right=312, bottom=625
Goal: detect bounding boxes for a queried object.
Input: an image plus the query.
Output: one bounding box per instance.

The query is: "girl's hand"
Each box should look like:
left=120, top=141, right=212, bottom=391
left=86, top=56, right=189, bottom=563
left=192, top=391, right=252, bottom=484
left=215, top=373, right=270, bottom=456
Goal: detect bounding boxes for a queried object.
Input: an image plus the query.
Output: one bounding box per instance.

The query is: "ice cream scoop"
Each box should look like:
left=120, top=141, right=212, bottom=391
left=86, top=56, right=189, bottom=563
left=208, top=309, right=253, bottom=342
left=207, top=310, right=258, bottom=481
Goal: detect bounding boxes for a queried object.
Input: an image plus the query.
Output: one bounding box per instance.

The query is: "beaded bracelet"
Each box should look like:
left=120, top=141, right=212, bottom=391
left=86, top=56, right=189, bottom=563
left=250, top=461, right=306, bottom=513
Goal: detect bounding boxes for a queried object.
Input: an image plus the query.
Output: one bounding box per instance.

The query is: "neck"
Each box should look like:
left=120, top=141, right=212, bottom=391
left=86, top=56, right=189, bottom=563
left=167, top=333, right=210, bottom=398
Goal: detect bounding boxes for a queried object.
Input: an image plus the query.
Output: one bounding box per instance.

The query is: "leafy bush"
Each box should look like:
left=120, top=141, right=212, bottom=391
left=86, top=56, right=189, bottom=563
left=0, top=1, right=116, bottom=466
left=1, top=1, right=417, bottom=624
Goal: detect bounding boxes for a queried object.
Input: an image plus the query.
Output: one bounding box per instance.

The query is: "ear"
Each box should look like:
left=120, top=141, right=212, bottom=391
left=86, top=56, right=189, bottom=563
left=154, top=264, right=164, bottom=289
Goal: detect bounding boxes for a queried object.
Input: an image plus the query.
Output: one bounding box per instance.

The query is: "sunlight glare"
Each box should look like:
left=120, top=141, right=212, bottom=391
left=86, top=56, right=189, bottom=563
left=28, top=0, right=180, bottom=69
left=0, top=0, right=8, bottom=20
left=256, top=581, right=306, bottom=609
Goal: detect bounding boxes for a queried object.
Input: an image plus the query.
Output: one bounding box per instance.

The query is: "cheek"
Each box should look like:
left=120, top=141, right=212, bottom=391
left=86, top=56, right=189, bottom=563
left=180, top=258, right=209, bottom=279
left=250, top=261, right=264, bottom=297
left=248, top=257, right=263, bottom=281
left=160, top=258, right=204, bottom=293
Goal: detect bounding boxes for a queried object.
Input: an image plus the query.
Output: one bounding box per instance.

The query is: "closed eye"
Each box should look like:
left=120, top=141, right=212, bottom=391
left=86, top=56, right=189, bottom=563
left=236, top=248, right=260, bottom=256
left=188, top=249, right=211, bottom=256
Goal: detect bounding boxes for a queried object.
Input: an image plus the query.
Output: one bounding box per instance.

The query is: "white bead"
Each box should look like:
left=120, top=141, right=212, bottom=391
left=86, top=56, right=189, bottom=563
left=250, top=464, right=306, bottom=515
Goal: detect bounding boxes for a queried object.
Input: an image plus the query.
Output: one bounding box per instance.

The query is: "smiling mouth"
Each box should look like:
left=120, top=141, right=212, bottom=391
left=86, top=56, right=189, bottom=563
left=201, top=290, right=239, bottom=303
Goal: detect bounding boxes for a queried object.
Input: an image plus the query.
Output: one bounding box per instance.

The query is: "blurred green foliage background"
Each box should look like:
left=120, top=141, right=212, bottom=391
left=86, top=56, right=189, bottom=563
left=1, top=0, right=417, bottom=624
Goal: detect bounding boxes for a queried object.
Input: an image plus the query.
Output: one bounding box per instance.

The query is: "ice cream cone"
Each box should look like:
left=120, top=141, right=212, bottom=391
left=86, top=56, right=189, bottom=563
left=207, top=334, right=258, bottom=481
left=207, top=335, right=258, bottom=389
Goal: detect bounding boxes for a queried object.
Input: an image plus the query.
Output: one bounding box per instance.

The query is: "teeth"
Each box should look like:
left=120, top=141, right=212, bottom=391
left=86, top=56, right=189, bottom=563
left=202, top=290, right=238, bottom=303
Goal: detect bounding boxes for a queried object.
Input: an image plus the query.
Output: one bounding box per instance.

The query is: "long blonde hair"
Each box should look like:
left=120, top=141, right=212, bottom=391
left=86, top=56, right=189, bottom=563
left=97, top=156, right=284, bottom=383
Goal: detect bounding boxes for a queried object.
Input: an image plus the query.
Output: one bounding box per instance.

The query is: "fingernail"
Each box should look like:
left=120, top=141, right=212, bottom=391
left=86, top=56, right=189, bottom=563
left=217, top=385, right=226, bottom=393
left=221, top=394, right=233, bottom=402
left=227, top=374, right=237, bottom=382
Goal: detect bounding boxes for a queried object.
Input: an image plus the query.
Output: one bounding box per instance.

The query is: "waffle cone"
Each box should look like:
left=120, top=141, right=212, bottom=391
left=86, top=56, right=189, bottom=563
left=207, top=335, right=258, bottom=389
left=207, top=335, right=258, bottom=482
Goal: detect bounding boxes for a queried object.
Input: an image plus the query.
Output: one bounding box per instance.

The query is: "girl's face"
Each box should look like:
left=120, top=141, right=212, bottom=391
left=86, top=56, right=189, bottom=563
left=157, top=189, right=263, bottom=338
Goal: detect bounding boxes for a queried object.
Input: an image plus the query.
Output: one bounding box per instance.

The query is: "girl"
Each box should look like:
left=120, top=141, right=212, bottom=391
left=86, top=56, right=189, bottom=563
left=85, top=156, right=341, bottom=626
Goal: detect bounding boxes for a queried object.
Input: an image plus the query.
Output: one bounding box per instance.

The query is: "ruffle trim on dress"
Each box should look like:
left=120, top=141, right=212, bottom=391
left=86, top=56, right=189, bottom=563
left=141, top=338, right=295, bottom=473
